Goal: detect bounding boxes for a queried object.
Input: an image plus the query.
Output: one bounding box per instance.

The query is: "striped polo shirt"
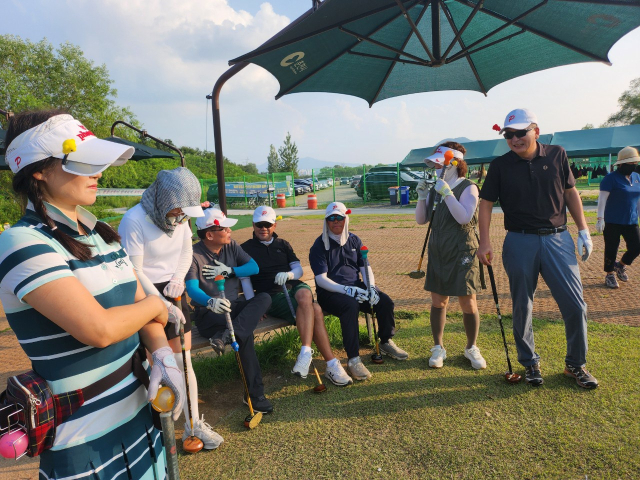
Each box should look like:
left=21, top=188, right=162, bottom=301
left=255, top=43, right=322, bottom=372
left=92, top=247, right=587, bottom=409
left=0, top=203, right=164, bottom=479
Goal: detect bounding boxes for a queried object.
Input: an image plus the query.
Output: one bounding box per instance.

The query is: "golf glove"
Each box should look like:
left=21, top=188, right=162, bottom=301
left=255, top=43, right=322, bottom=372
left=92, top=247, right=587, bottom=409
left=148, top=346, right=185, bottom=421
left=435, top=179, right=453, bottom=198
left=207, top=297, right=232, bottom=314
left=167, top=303, right=186, bottom=337
left=596, top=218, right=605, bottom=234
left=274, top=271, right=294, bottom=286
left=202, top=260, right=233, bottom=279
left=416, top=179, right=430, bottom=200
left=163, top=278, right=184, bottom=299
left=344, top=286, right=369, bottom=303
left=577, top=229, right=593, bottom=262
left=368, top=286, right=380, bottom=306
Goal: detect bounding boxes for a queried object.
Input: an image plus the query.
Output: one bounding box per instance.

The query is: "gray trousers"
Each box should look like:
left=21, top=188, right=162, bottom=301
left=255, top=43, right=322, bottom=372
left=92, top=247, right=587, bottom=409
left=502, top=230, right=588, bottom=368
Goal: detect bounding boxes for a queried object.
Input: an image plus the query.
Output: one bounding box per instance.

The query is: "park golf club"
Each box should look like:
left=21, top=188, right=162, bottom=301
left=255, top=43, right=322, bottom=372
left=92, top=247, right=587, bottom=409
left=409, top=150, right=455, bottom=279
left=153, top=387, right=181, bottom=479
left=486, top=265, right=522, bottom=384
left=213, top=276, right=263, bottom=429
left=360, top=246, right=384, bottom=364
left=281, top=284, right=327, bottom=393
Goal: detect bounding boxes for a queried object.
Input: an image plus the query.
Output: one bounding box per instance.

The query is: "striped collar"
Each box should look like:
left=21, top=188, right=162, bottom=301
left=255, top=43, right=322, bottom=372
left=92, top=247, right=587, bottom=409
left=26, top=201, right=97, bottom=232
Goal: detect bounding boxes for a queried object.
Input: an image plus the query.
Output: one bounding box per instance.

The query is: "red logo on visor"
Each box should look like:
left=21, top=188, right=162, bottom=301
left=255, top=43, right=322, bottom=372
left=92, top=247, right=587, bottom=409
left=76, top=124, right=96, bottom=141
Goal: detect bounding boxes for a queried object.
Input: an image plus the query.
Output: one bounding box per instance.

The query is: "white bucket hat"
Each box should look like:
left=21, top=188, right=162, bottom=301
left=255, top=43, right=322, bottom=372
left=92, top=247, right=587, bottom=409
left=614, top=146, right=640, bottom=166
left=196, top=207, right=238, bottom=230
left=5, top=114, right=134, bottom=176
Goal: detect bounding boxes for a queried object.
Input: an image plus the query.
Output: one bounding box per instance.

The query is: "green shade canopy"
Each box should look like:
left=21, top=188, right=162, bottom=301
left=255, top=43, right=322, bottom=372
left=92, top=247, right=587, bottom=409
left=551, top=124, right=640, bottom=158
left=104, top=136, right=178, bottom=160
left=230, top=0, right=640, bottom=106
left=401, top=134, right=553, bottom=167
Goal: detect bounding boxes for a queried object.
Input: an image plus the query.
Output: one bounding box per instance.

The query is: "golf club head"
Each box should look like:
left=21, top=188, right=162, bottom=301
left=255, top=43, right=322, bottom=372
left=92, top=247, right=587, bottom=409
left=244, top=411, right=263, bottom=429
left=505, top=372, right=522, bottom=383
left=371, top=354, right=384, bottom=365
left=313, top=384, right=328, bottom=394
left=408, top=270, right=426, bottom=279
left=183, top=435, right=204, bottom=453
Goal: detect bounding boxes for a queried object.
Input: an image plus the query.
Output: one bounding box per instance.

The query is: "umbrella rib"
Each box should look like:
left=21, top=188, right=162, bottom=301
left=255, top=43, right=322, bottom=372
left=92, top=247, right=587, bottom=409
left=441, top=0, right=483, bottom=60
left=441, top=2, right=487, bottom=95
left=395, top=0, right=436, bottom=62
left=452, top=0, right=612, bottom=64
left=447, top=29, right=526, bottom=64
left=340, top=27, right=430, bottom=65
left=370, top=3, right=429, bottom=106
left=347, top=51, right=428, bottom=67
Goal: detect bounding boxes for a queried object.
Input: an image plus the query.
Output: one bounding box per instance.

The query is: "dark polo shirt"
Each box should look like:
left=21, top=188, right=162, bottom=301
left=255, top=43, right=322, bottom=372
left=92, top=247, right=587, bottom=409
left=241, top=232, right=301, bottom=295
left=309, top=233, right=364, bottom=287
left=479, top=143, right=575, bottom=231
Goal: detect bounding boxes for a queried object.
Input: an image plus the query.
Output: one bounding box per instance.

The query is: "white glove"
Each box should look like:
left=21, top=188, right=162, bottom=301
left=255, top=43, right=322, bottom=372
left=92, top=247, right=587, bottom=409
left=435, top=179, right=453, bottom=198
left=207, top=297, right=232, bottom=314
left=202, top=260, right=233, bottom=279
left=163, top=278, right=184, bottom=299
left=368, top=286, right=380, bottom=306
left=577, top=229, right=593, bottom=262
left=595, top=218, right=604, bottom=234
left=344, top=286, right=369, bottom=303
left=274, top=271, right=294, bottom=286
left=148, top=346, right=185, bottom=421
left=167, top=303, right=186, bottom=337
left=416, top=179, right=430, bottom=200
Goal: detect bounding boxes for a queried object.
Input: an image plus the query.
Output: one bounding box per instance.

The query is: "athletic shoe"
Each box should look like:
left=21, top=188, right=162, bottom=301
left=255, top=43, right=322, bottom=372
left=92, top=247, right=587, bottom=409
left=379, top=339, right=409, bottom=360
left=347, top=357, right=372, bottom=381
left=464, top=345, right=487, bottom=370
left=605, top=273, right=619, bottom=289
left=243, top=394, right=274, bottom=414
left=292, top=349, right=313, bottom=378
left=209, top=329, right=230, bottom=356
left=324, top=361, right=353, bottom=386
left=525, top=363, right=544, bottom=386
left=614, top=262, right=629, bottom=282
left=428, top=345, right=447, bottom=368
left=564, top=364, right=599, bottom=389
left=183, top=416, right=224, bottom=450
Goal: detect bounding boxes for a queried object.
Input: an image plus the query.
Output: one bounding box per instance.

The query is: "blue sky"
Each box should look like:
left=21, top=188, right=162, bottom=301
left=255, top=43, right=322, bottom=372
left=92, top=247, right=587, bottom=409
left=5, top=1, right=640, bottom=166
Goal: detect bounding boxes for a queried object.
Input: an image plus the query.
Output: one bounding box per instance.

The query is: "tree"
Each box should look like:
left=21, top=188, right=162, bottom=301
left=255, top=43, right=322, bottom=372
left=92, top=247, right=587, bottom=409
left=239, top=162, right=259, bottom=175
left=278, top=132, right=299, bottom=175
left=582, top=124, right=594, bottom=130
left=267, top=144, right=279, bottom=174
left=603, top=77, right=640, bottom=127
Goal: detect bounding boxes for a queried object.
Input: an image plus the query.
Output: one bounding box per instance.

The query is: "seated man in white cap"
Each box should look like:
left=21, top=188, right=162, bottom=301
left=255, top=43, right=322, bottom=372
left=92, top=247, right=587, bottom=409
left=185, top=207, right=274, bottom=413
left=241, top=206, right=352, bottom=386
left=309, top=202, right=409, bottom=381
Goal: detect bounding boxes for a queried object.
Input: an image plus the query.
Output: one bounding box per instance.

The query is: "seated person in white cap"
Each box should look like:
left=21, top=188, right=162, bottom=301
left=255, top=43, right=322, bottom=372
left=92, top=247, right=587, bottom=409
left=309, top=202, right=409, bottom=381
left=119, top=167, right=224, bottom=450
left=241, top=206, right=352, bottom=386
left=185, top=207, right=274, bottom=413
left=415, top=142, right=486, bottom=370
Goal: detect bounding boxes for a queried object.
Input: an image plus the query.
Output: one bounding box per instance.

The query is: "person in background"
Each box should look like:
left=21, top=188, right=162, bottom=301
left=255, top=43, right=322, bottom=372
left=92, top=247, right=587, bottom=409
left=596, top=146, right=640, bottom=289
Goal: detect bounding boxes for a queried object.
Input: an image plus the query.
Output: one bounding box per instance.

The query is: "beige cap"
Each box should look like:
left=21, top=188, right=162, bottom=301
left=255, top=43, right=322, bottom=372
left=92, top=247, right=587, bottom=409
left=614, top=146, right=640, bottom=165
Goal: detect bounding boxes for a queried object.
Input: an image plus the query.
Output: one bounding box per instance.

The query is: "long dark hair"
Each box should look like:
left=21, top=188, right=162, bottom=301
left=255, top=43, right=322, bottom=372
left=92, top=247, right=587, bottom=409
left=6, top=110, right=120, bottom=261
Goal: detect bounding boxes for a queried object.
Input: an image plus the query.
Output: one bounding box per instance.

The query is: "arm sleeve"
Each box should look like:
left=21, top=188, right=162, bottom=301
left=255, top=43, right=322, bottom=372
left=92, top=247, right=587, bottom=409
left=442, top=183, right=479, bottom=225
left=415, top=197, right=429, bottom=225
left=171, top=226, right=193, bottom=281
left=289, top=261, right=303, bottom=280
left=185, top=279, right=210, bottom=306
left=597, top=190, right=610, bottom=219
left=129, top=255, right=164, bottom=299
left=233, top=257, right=259, bottom=278
left=359, top=266, right=376, bottom=287
left=315, top=272, right=346, bottom=294
left=240, top=277, right=255, bottom=300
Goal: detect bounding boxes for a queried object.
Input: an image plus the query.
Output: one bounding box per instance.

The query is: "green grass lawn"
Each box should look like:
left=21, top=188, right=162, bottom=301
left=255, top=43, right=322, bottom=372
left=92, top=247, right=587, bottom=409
left=186, top=315, right=640, bottom=479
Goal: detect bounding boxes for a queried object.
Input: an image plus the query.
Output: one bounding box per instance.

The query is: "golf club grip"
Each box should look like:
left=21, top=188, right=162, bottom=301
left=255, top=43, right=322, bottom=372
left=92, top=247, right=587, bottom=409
left=282, top=284, right=297, bottom=320
left=217, top=289, right=238, bottom=343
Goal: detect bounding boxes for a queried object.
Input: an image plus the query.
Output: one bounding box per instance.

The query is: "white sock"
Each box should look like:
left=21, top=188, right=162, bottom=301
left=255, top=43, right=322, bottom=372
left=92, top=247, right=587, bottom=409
left=326, top=358, right=339, bottom=368
left=300, top=345, right=312, bottom=355
left=174, top=351, right=199, bottom=427
left=347, top=356, right=360, bottom=365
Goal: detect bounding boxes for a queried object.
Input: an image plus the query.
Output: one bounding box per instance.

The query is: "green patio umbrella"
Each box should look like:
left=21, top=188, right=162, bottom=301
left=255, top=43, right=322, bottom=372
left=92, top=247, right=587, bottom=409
left=230, top=0, right=640, bottom=106
left=104, top=136, right=178, bottom=161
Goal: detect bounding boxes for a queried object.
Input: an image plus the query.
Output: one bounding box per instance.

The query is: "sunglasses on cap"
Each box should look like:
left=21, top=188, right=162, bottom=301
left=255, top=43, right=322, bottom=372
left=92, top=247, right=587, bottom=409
left=254, top=221, right=274, bottom=229
left=326, top=215, right=345, bottom=222
left=503, top=127, right=534, bottom=140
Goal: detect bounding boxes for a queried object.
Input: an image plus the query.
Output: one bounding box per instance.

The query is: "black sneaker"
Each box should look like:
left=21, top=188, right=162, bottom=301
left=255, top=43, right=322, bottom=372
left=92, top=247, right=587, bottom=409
left=209, top=329, right=230, bottom=356
left=243, top=394, right=274, bottom=414
left=525, top=363, right=544, bottom=386
left=564, top=364, right=599, bottom=389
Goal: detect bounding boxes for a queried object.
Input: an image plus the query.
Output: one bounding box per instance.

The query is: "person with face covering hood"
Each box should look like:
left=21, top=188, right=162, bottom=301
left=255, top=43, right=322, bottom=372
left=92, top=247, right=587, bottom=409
left=309, top=202, right=409, bottom=382
left=119, top=167, right=224, bottom=451
left=415, top=142, right=486, bottom=371
left=596, top=146, right=640, bottom=289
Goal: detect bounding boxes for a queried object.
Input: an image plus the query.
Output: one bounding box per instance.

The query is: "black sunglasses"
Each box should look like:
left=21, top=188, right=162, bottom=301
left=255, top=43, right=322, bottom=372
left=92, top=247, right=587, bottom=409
left=326, top=215, right=345, bottom=222
left=503, top=127, right=534, bottom=140
left=255, top=221, right=274, bottom=229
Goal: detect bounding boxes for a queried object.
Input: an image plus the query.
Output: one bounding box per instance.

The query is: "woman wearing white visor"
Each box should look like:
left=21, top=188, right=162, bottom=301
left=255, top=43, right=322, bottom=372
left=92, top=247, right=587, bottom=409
left=415, top=142, right=486, bottom=370
left=1, top=110, right=184, bottom=478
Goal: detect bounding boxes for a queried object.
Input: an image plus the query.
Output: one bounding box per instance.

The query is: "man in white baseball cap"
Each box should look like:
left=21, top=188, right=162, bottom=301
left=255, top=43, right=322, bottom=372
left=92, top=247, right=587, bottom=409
left=241, top=206, right=352, bottom=386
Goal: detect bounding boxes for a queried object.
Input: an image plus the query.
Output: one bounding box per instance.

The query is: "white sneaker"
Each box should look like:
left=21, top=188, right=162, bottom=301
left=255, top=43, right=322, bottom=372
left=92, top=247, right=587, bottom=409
left=183, top=416, right=224, bottom=450
left=429, top=345, right=446, bottom=368
left=464, top=345, right=487, bottom=370
left=292, top=349, right=313, bottom=378
left=347, top=357, right=372, bottom=381
left=324, top=361, right=353, bottom=386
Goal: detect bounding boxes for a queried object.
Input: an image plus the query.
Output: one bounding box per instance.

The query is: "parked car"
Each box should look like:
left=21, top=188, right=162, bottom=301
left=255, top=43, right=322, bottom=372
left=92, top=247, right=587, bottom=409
left=326, top=178, right=333, bottom=187
left=350, top=175, right=362, bottom=188
left=294, top=179, right=311, bottom=193
left=356, top=171, right=433, bottom=201
left=340, top=177, right=350, bottom=185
